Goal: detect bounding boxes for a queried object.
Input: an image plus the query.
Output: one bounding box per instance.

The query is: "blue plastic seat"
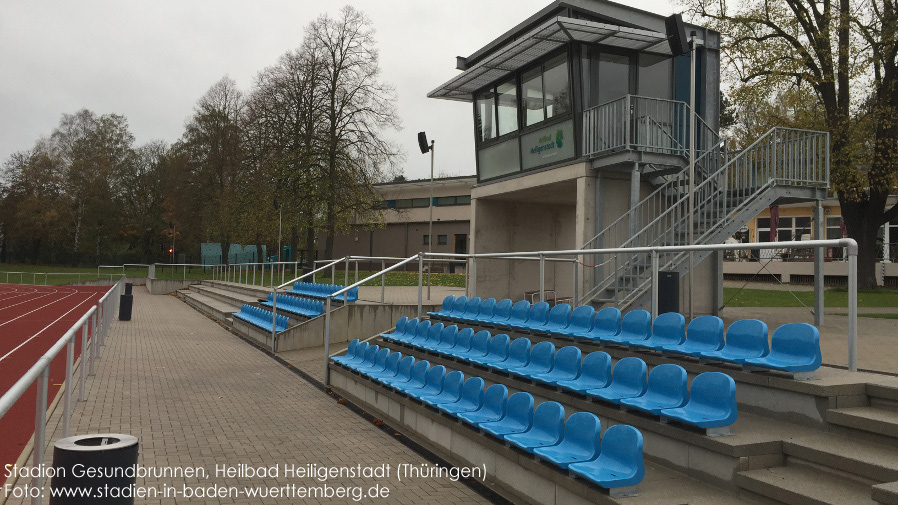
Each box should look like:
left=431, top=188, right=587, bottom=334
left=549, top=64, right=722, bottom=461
left=372, top=355, right=414, bottom=384
left=509, top=341, right=555, bottom=378
left=471, top=334, right=510, bottom=367
left=427, top=296, right=456, bottom=319
left=451, top=296, right=482, bottom=323
left=382, top=358, right=425, bottom=388
left=743, top=323, right=821, bottom=374
left=532, top=346, right=582, bottom=386
left=382, top=318, right=415, bottom=341
left=479, top=392, right=535, bottom=438
left=493, top=300, right=531, bottom=331
left=512, top=301, right=550, bottom=333
left=661, top=316, right=724, bottom=357
left=700, top=319, right=769, bottom=364
left=532, top=303, right=572, bottom=335
left=405, top=319, right=432, bottom=346
left=569, top=425, right=645, bottom=491
left=505, top=401, right=565, bottom=451
left=661, top=372, right=738, bottom=432
left=574, top=307, right=621, bottom=341
left=391, top=360, right=431, bottom=391
left=476, top=298, right=513, bottom=326
left=344, top=344, right=379, bottom=371
left=341, top=341, right=371, bottom=366
left=458, top=384, right=508, bottom=424
left=367, top=351, right=403, bottom=380
left=602, top=310, right=651, bottom=346
left=628, top=312, right=686, bottom=350
left=357, top=348, right=391, bottom=375
left=431, top=325, right=459, bottom=352
left=469, top=298, right=497, bottom=325
left=553, top=305, right=595, bottom=338
left=619, top=364, right=688, bottom=415
left=331, top=339, right=360, bottom=364
left=456, top=330, right=492, bottom=360
left=444, top=328, right=475, bottom=358
left=556, top=351, right=612, bottom=393
left=587, top=357, right=647, bottom=404
left=404, top=365, right=446, bottom=397
left=490, top=337, right=531, bottom=373
left=533, top=412, right=601, bottom=469
left=438, top=377, right=486, bottom=415
left=420, top=370, right=465, bottom=406
left=414, top=322, right=445, bottom=350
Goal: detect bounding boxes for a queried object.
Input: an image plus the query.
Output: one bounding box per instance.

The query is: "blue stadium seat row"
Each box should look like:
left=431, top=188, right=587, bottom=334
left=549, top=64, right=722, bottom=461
left=288, top=282, right=359, bottom=302
left=428, top=296, right=821, bottom=376
left=332, top=341, right=645, bottom=493
left=260, top=293, right=324, bottom=318
left=381, top=318, right=738, bottom=434
left=233, top=304, right=289, bottom=332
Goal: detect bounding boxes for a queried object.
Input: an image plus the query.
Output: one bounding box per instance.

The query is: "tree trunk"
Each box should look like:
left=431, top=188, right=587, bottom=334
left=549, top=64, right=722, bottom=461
left=840, top=195, right=884, bottom=290
left=289, top=225, right=298, bottom=264
left=304, top=225, right=316, bottom=267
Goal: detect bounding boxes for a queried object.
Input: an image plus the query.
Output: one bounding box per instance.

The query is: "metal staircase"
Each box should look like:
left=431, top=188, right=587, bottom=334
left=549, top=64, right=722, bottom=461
left=580, top=127, right=829, bottom=309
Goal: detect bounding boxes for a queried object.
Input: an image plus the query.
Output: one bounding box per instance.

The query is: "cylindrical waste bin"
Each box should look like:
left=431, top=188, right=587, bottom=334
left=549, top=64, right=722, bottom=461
left=658, top=271, right=679, bottom=314
left=124, top=283, right=133, bottom=296
left=50, top=434, right=139, bottom=505
left=118, top=295, right=133, bottom=321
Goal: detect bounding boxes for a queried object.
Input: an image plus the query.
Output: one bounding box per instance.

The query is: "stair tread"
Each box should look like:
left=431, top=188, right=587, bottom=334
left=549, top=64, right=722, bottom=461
left=181, top=290, right=239, bottom=313
left=868, top=383, right=898, bottom=402
left=737, top=465, right=876, bottom=505
left=785, top=434, right=898, bottom=482
left=828, top=406, right=898, bottom=436
left=192, top=284, right=259, bottom=304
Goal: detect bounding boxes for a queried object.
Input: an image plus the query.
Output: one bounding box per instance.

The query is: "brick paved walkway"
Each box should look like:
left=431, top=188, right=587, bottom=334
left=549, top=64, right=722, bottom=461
left=5, top=287, right=492, bottom=505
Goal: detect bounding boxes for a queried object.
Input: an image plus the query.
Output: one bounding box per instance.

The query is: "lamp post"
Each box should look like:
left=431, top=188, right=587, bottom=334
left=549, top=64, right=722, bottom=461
left=169, top=221, right=175, bottom=264
left=418, top=132, right=435, bottom=301
left=687, top=30, right=704, bottom=321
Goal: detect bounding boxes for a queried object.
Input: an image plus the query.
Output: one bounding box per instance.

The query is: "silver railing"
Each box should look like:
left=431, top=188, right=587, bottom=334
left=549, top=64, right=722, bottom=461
left=320, top=239, right=861, bottom=386
left=0, top=278, right=124, bottom=505
left=581, top=127, right=829, bottom=307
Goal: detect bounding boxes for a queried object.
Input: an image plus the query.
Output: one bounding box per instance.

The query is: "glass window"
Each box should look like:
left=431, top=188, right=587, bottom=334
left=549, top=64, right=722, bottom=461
left=757, top=218, right=771, bottom=228
left=476, top=89, right=497, bottom=141
left=543, top=54, right=570, bottom=119
left=598, top=53, right=631, bottom=105
left=437, top=235, right=448, bottom=245
left=522, top=67, right=544, bottom=126
left=826, top=216, right=844, bottom=240
left=434, top=196, right=455, bottom=206
left=496, top=80, right=518, bottom=136
left=638, top=53, right=672, bottom=100
left=395, top=199, right=412, bottom=209
left=456, top=195, right=471, bottom=205
left=423, top=235, right=430, bottom=245
left=412, top=198, right=429, bottom=208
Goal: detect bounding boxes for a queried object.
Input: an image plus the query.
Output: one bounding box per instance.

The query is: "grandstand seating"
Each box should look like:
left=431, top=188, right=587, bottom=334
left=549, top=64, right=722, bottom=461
left=699, top=319, right=769, bottom=364
left=573, top=307, right=621, bottom=341
left=661, top=315, right=725, bottom=357
left=288, top=281, right=359, bottom=302
left=659, top=372, right=738, bottom=436
left=333, top=347, right=646, bottom=493
left=261, top=293, right=324, bottom=318
left=743, top=323, right=821, bottom=378
left=233, top=304, right=289, bottom=332
left=627, top=312, right=686, bottom=350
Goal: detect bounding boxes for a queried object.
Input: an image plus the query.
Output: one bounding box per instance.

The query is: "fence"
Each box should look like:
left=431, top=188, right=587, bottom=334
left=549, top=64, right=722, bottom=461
left=0, top=278, right=124, bottom=505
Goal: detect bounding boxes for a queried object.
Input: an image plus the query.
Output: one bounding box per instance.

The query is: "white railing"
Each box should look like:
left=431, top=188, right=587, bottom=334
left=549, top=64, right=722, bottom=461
left=0, top=278, right=124, bottom=505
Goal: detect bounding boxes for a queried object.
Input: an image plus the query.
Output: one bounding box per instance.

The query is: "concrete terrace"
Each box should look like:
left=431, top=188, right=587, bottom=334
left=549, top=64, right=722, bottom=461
left=6, top=287, right=493, bottom=505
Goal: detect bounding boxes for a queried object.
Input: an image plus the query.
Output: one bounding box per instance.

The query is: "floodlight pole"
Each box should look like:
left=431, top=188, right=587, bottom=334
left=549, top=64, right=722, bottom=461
left=428, top=139, right=435, bottom=301
left=687, top=32, right=703, bottom=321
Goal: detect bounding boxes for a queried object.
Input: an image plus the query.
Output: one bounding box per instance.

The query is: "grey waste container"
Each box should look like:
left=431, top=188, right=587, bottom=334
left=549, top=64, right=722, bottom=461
left=50, top=434, right=139, bottom=505
left=658, top=271, right=679, bottom=314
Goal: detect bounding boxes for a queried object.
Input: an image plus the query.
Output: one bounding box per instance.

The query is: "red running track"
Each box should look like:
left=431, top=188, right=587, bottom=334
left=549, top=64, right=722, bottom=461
left=0, top=283, right=109, bottom=485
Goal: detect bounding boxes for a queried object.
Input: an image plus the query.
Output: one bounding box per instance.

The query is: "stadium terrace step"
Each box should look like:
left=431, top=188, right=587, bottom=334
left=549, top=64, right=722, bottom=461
left=783, top=434, right=898, bottom=484
left=176, top=289, right=236, bottom=325
left=867, top=383, right=898, bottom=410
left=827, top=406, right=898, bottom=441
left=189, top=283, right=259, bottom=307
left=735, top=464, right=877, bottom=505
left=873, top=481, right=898, bottom=505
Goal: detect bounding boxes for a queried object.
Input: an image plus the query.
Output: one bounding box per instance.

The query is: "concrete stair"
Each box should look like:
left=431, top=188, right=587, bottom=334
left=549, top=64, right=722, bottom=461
left=177, top=289, right=236, bottom=326
left=827, top=406, right=898, bottom=441
left=736, top=464, right=876, bottom=505
left=783, top=434, right=898, bottom=483
left=190, top=283, right=261, bottom=307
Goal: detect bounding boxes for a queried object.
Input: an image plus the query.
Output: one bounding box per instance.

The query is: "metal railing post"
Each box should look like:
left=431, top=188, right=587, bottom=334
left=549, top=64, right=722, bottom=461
left=79, top=322, right=88, bottom=401
left=271, top=287, right=278, bottom=354
left=573, top=260, right=578, bottom=305
left=418, top=254, right=424, bottom=317
left=33, top=367, right=49, bottom=504
left=848, top=245, right=858, bottom=372
left=651, top=250, right=659, bottom=320
left=381, top=260, right=386, bottom=303
left=89, top=312, right=97, bottom=375
left=63, top=335, right=74, bottom=437
left=344, top=259, right=349, bottom=288
left=472, top=257, right=478, bottom=298
left=324, top=296, right=332, bottom=385
left=539, top=253, right=546, bottom=303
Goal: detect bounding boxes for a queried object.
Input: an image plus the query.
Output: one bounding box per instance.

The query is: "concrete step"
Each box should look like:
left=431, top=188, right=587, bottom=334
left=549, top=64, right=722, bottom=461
left=177, top=290, right=237, bottom=326
left=191, top=283, right=260, bottom=307
left=827, top=407, right=898, bottom=441
left=784, top=434, right=898, bottom=483
left=873, top=481, right=898, bottom=505
left=736, top=465, right=876, bottom=505
left=868, top=384, right=898, bottom=412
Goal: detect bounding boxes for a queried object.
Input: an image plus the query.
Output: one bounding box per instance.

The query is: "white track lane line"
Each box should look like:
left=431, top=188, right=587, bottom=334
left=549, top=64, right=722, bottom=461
left=0, top=293, right=96, bottom=363
left=0, top=289, right=78, bottom=327
left=0, top=285, right=43, bottom=302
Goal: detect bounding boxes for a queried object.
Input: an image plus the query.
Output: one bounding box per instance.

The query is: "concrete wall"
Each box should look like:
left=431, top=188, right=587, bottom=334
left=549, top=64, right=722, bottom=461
left=146, top=278, right=196, bottom=295
left=327, top=221, right=470, bottom=265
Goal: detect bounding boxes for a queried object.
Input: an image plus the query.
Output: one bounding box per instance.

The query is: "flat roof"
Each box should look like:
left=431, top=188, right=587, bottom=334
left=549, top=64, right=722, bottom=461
left=374, top=175, right=477, bottom=189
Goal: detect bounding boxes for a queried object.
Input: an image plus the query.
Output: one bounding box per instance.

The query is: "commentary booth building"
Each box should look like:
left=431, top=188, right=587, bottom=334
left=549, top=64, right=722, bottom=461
left=428, top=0, right=829, bottom=314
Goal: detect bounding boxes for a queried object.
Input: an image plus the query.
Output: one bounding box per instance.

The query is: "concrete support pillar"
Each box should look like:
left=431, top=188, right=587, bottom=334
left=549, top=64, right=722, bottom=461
left=576, top=176, right=597, bottom=301
left=713, top=249, right=723, bottom=317
left=813, top=200, right=824, bottom=326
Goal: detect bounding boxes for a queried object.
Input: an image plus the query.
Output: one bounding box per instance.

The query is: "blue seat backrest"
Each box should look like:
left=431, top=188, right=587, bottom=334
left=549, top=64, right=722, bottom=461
left=529, top=341, right=556, bottom=369
left=612, top=357, right=647, bottom=391
left=408, top=360, right=430, bottom=383
left=565, top=411, right=601, bottom=450
left=426, top=322, right=445, bottom=343
left=440, top=295, right=455, bottom=312
left=621, top=310, right=651, bottom=336
left=452, top=296, right=468, bottom=315
left=460, top=377, right=485, bottom=403
left=726, top=319, right=769, bottom=354
left=403, top=318, right=420, bottom=338
left=690, top=372, right=737, bottom=418
left=594, top=307, right=622, bottom=334
left=507, top=337, right=532, bottom=363
left=506, top=392, right=536, bottom=425
left=464, top=297, right=482, bottom=317
left=486, top=334, right=510, bottom=358
left=441, top=370, right=465, bottom=395
left=481, top=384, right=509, bottom=414
left=688, top=315, right=724, bottom=346
left=395, top=356, right=416, bottom=377
left=508, top=300, right=531, bottom=323
left=647, top=364, right=687, bottom=402
left=361, top=345, right=380, bottom=365
left=423, top=365, right=447, bottom=386
left=553, top=346, right=582, bottom=374
left=652, top=312, right=686, bottom=340
left=569, top=305, right=596, bottom=332
left=439, top=325, right=459, bottom=346
left=549, top=303, right=572, bottom=322
left=469, top=330, right=492, bottom=356
left=382, top=351, right=403, bottom=372
left=601, top=424, right=644, bottom=477
left=453, top=328, right=475, bottom=352
left=581, top=351, right=612, bottom=382
left=477, top=298, right=497, bottom=319
left=528, top=301, right=551, bottom=325
left=415, top=320, right=432, bottom=339
left=771, top=322, right=821, bottom=362
left=492, top=299, right=514, bottom=320
left=393, top=317, right=408, bottom=334
left=346, top=339, right=359, bottom=356
left=531, top=401, right=565, bottom=436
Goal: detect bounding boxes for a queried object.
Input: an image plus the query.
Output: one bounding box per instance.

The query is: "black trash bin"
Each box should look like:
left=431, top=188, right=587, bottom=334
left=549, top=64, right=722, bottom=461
left=124, top=283, right=133, bottom=296
left=658, top=271, right=680, bottom=314
left=50, top=434, right=139, bottom=505
left=118, top=295, right=133, bottom=321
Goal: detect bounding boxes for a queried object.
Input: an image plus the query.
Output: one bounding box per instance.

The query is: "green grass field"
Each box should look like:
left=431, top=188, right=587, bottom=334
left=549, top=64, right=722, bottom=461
left=722, top=287, right=898, bottom=307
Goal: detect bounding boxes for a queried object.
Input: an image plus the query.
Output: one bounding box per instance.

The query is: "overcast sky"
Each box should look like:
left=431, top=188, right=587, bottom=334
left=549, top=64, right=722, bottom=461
left=0, top=0, right=676, bottom=182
